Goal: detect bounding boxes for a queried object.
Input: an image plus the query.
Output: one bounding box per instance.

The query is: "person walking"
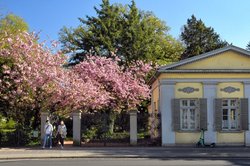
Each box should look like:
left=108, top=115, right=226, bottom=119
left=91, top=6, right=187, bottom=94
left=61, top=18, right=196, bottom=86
left=57, top=120, right=67, bottom=149
left=42, top=120, right=53, bottom=149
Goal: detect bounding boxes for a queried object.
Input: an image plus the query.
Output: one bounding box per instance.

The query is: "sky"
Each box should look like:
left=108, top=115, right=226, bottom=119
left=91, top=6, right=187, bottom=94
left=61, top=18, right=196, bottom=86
left=1, top=0, right=250, bottom=48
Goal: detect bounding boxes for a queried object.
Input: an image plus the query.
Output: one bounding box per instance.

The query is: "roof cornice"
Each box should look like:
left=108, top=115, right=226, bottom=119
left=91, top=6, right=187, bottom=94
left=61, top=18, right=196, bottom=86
left=157, top=69, right=250, bottom=73
left=158, top=45, right=250, bottom=71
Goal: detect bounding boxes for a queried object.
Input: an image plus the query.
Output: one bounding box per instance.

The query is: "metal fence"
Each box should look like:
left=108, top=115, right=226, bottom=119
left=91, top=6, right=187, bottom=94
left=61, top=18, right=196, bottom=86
left=0, top=128, right=37, bottom=147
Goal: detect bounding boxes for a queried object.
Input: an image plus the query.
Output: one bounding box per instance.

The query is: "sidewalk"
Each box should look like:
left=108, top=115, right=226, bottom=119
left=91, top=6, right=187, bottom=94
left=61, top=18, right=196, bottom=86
left=1, top=146, right=250, bottom=159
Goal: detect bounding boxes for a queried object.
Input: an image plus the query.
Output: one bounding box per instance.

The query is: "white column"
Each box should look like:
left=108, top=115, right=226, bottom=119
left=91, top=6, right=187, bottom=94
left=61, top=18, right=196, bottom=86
left=244, top=82, right=250, bottom=146
left=130, top=110, right=137, bottom=145
left=73, top=111, right=82, bottom=146
left=40, top=112, right=49, bottom=144
left=203, top=82, right=217, bottom=144
left=160, top=83, right=175, bottom=146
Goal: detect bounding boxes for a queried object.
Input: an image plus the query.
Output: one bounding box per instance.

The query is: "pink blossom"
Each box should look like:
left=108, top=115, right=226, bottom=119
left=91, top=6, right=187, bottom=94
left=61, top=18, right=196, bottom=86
left=0, top=31, right=152, bottom=114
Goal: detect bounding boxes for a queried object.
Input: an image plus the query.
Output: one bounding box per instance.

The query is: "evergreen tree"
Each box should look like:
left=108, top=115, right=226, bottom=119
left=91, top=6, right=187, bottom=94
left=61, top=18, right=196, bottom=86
left=181, top=15, right=228, bottom=59
left=59, top=0, right=184, bottom=66
left=246, top=42, right=250, bottom=51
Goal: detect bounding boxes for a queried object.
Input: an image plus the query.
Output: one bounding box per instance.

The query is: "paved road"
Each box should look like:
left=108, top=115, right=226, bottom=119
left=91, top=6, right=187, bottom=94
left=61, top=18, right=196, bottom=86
left=0, top=147, right=250, bottom=160
left=0, top=158, right=250, bottom=166
left=2, top=147, right=250, bottom=159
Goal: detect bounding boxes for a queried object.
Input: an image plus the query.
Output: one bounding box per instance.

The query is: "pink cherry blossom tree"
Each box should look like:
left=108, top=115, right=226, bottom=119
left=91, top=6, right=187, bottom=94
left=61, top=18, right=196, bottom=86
left=0, top=31, right=152, bottom=130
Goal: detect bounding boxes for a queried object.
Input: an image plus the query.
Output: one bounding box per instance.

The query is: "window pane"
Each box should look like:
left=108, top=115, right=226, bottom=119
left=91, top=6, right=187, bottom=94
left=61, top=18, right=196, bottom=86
left=222, top=120, right=229, bottom=129
left=222, top=100, right=228, bottom=106
left=223, top=109, right=228, bottom=116
left=190, top=100, right=196, bottom=107
left=189, top=109, right=196, bottom=129
left=223, top=116, right=228, bottom=120
left=230, top=100, right=237, bottom=107
left=230, top=109, right=236, bottom=120
left=221, top=99, right=239, bottom=130
left=181, top=100, right=188, bottom=107
left=181, top=109, right=188, bottom=129
left=190, top=109, right=195, bottom=121
left=231, top=121, right=237, bottom=129
left=190, top=122, right=195, bottom=129
left=180, top=99, right=198, bottom=130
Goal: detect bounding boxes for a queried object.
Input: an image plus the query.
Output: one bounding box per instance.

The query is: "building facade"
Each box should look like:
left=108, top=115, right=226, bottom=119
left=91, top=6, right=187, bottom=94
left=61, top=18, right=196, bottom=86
left=150, top=45, right=250, bottom=146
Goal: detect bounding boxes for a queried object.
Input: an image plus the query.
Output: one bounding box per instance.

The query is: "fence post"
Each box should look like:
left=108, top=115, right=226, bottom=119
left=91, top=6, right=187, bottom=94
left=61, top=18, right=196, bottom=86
left=73, top=111, right=82, bottom=146
left=130, top=110, right=137, bottom=145
left=40, top=112, right=49, bottom=144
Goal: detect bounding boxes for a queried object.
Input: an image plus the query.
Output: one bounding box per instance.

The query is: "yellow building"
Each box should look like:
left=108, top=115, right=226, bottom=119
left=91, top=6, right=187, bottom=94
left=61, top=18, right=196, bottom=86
left=149, top=45, right=250, bottom=146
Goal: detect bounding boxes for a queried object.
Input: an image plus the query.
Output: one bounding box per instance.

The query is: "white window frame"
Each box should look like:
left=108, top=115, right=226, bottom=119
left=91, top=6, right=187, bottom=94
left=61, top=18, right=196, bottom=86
left=221, top=98, right=240, bottom=131
left=180, top=99, right=200, bottom=131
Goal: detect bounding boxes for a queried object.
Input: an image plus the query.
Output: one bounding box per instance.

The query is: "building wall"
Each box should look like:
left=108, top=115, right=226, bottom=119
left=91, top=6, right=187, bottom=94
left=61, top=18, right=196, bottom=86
left=216, top=82, right=244, bottom=144
left=175, top=82, right=203, bottom=98
left=151, top=80, right=159, bottom=113
left=174, top=82, right=203, bottom=144
left=217, top=132, right=244, bottom=144
left=217, top=82, right=244, bottom=98
left=149, top=79, right=160, bottom=138
left=175, top=132, right=200, bottom=144
left=176, top=51, right=250, bottom=70
left=154, top=74, right=249, bottom=145
left=159, top=73, right=250, bottom=80
left=153, top=50, right=250, bottom=145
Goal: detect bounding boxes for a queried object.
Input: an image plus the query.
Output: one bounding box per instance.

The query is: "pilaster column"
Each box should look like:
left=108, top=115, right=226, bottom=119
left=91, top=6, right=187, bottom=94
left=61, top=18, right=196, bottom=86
left=203, top=81, right=217, bottom=144
left=160, top=82, right=175, bottom=146
left=130, top=110, right=137, bottom=145
left=244, top=82, right=250, bottom=146
left=40, top=112, right=49, bottom=143
left=73, top=111, right=82, bottom=146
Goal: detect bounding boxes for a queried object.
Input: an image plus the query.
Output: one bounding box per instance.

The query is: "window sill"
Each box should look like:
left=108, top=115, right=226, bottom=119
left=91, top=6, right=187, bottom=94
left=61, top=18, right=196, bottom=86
left=176, top=130, right=201, bottom=133
left=219, top=130, right=244, bottom=133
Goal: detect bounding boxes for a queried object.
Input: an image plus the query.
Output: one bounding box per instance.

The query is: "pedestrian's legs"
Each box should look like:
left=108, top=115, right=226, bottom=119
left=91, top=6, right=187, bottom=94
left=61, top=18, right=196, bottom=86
left=62, top=137, right=64, bottom=147
left=49, top=134, right=52, bottom=148
left=60, top=136, right=64, bottom=147
left=43, top=135, right=48, bottom=148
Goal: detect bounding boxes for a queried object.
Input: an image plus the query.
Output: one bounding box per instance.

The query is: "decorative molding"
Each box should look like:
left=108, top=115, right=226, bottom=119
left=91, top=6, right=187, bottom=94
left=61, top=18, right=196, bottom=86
left=220, top=86, right=240, bottom=93
left=178, top=87, right=199, bottom=94
left=158, top=69, right=250, bottom=73
left=159, top=78, right=250, bottom=85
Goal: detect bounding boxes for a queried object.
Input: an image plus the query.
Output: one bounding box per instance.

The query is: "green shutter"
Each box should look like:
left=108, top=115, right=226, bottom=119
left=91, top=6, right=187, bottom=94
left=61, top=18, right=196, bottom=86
left=215, top=99, right=222, bottom=131
left=241, top=98, right=249, bottom=130
left=199, top=98, right=207, bottom=130
left=172, top=99, right=180, bottom=131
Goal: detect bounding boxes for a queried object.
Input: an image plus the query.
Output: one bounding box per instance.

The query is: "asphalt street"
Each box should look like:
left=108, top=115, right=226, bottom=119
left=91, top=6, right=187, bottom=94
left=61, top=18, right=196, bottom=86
left=1, top=158, right=250, bottom=166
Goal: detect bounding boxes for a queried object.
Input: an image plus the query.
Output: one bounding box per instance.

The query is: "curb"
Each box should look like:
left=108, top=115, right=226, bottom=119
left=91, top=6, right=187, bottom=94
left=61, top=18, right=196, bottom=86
left=1, top=155, right=250, bottom=160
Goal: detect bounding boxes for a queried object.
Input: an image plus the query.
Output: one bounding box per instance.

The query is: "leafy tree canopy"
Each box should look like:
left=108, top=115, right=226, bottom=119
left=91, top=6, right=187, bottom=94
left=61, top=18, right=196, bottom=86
left=59, top=0, right=184, bottom=66
left=0, top=14, right=29, bottom=38
left=181, top=15, right=228, bottom=59
left=246, top=42, right=250, bottom=51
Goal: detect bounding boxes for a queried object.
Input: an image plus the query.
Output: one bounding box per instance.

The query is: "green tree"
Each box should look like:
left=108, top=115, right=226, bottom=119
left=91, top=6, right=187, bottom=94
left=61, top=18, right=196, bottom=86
left=59, top=0, right=184, bottom=66
left=246, top=42, right=250, bottom=51
left=0, top=14, right=29, bottom=39
left=0, top=14, right=31, bottom=128
left=180, top=15, right=228, bottom=59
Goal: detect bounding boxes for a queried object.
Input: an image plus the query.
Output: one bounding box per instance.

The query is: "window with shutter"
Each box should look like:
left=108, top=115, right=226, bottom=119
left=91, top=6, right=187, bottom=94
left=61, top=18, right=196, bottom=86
left=241, top=98, right=249, bottom=130
left=172, top=99, right=180, bottom=131
left=215, top=99, right=222, bottom=131
left=179, top=99, right=200, bottom=131
left=221, top=99, right=240, bottom=131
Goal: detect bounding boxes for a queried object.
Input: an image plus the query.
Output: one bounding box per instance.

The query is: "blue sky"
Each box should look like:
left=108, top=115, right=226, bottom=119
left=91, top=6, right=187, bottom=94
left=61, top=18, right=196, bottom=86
left=1, top=0, right=250, bottom=48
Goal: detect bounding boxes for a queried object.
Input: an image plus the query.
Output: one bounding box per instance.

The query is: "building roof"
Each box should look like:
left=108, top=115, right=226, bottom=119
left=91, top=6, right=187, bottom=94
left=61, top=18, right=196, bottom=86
left=158, top=45, right=250, bottom=71
left=149, top=45, right=250, bottom=84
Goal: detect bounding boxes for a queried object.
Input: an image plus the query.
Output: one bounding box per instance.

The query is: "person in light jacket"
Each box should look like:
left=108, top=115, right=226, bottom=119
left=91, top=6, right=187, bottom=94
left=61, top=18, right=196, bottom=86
left=42, top=120, right=53, bottom=149
left=57, top=120, right=67, bottom=149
